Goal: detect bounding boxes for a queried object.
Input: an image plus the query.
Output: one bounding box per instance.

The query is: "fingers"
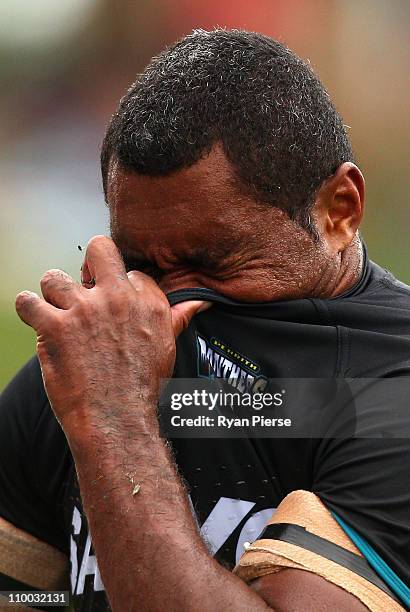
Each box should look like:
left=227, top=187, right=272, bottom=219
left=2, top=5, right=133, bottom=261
left=127, top=270, right=210, bottom=336
left=17, top=269, right=80, bottom=331
left=40, top=269, right=83, bottom=309
left=15, top=291, right=57, bottom=331
left=171, top=301, right=211, bottom=337
left=80, top=260, right=95, bottom=289
left=84, top=236, right=127, bottom=287
left=127, top=269, right=161, bottom=292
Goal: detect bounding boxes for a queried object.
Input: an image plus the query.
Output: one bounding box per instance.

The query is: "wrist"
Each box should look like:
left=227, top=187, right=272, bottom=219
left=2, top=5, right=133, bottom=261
left=59, top=393, right=161, bottom=448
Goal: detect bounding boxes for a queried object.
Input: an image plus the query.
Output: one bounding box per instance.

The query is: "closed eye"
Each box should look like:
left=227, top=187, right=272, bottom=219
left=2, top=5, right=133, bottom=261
left=121, top=254, right=163, bottom=282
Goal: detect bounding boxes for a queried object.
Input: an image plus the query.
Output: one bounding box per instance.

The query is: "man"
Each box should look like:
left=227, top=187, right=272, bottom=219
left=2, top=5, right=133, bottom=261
left=1, top=29, right=409, bottom=611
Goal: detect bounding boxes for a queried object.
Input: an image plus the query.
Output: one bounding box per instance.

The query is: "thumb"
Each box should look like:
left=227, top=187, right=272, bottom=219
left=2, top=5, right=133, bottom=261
left=171, top=301, right=212, bottom=337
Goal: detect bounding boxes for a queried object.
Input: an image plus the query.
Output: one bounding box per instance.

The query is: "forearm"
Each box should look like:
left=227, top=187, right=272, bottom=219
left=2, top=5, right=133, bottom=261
left=65, top=401, right=270, bottom=612
left=14, top=239, right=269, bottom=611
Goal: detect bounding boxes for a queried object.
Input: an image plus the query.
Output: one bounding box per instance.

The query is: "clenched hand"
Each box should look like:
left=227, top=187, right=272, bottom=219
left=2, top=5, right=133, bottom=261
left=15, top=235, right=207, bottom=430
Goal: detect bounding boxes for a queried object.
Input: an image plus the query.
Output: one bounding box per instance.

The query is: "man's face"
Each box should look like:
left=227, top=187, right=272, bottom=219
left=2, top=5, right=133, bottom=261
left=107, top=144, right=348, bottom=302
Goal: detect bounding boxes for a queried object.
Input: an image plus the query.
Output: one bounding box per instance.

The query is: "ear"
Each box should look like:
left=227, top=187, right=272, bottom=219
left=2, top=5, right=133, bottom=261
left=314, top=162, right=365, bottom=253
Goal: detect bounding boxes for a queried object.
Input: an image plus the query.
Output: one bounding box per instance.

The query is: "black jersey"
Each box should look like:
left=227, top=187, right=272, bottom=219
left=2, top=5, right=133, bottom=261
left=0, top=251, right=409, bottom=610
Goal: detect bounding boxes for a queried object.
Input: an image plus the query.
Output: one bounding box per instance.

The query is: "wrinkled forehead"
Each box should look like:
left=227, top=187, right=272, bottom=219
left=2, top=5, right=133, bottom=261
left=106, top=145, right=241, bottom=212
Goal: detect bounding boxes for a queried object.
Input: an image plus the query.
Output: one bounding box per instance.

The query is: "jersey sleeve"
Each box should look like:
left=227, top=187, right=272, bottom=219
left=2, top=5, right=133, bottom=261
left=312, top=434, right=410, bottom=597
left=234, top=489, right=405, bottom=611
left=0, top=357, right=71, bottom=554
left=236, top=379, right=410, bottom=608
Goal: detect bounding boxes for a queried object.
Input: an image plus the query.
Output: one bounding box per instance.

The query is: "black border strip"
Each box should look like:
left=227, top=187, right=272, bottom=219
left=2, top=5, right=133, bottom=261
left=257, top=523, right=399, bottom=602
left=0, top=572, right=57, bottom=610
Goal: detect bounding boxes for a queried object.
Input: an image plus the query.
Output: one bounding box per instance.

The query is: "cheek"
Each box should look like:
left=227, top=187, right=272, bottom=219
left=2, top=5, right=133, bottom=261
left=157, top=270, right=204, bottom=294
left=294, top=236, right=330, bottom=276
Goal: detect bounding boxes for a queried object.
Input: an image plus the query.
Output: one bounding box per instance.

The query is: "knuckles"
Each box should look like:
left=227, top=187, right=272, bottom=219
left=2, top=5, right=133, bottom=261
left=86, top=235, right=118, bottom=262
left=87, top=235, right=110, bottom=249
left=40, top=269, right=71, bottom=290
left=39, top=312, right=65, bottom=337
left=126, top=269, right=143, bottom=285
left=15, top=291, right=37, bottom=317
left=35, top=267, right=172, bottom=332
left=15, top=290, right=34, bottom=306
left=148, top=295, right=171, bottom=320
left=72, top=296, right=99, bottom=326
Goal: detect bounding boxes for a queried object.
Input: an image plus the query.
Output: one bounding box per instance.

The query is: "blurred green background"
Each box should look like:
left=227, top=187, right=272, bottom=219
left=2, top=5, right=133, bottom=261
left=0, top=0, right=409, bottom=389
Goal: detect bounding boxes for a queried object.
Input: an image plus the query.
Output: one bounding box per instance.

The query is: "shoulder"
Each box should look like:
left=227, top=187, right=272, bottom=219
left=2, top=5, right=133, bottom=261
left=325, top=262, right=410, bottom=375
left=0, top=357, right=71, bottom=552
left=0, top=356, right=50, bottom=454
left=351, top=260, right=410, bottom=312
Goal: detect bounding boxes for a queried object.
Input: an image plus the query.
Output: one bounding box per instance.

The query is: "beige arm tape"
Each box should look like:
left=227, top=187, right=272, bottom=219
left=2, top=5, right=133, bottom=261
left=0, top=516, right=69, bottom=591
left=234, top=490, right=405, bottom=612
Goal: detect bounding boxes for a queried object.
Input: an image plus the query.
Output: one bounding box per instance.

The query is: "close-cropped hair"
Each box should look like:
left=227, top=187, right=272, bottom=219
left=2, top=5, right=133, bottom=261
left=101, top=28, right=354, bottom=232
